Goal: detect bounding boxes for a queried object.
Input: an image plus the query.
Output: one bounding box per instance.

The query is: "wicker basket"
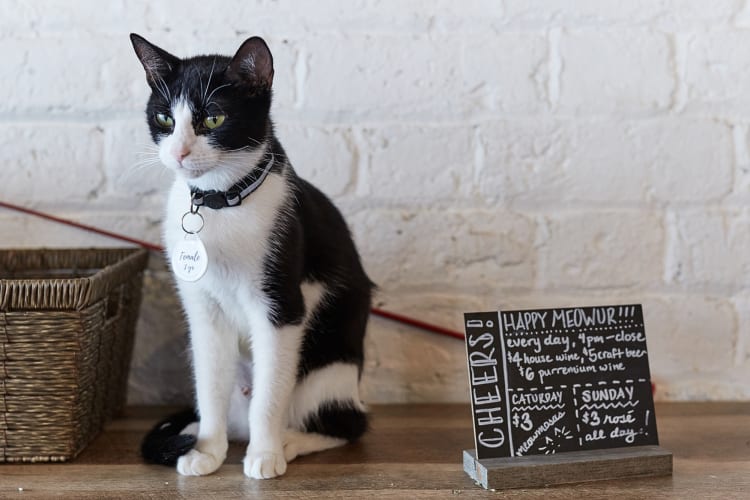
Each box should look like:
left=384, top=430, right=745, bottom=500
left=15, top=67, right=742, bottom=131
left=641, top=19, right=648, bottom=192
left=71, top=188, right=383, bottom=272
left=0, top=247, right=149, bottom=462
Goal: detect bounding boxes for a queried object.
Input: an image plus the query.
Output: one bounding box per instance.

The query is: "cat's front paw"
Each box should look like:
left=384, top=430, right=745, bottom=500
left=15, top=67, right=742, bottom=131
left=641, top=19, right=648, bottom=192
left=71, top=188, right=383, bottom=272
left=177, top=449, right=224, bottom=476
left=243, top=449, right=287, bottom=479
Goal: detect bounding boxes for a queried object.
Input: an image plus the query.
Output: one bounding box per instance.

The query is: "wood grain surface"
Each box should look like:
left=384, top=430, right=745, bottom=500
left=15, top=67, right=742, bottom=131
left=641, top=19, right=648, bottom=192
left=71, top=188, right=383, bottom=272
left=0, top=403, right=748, bottom=499
left=464, top=446, right=673, bottom=490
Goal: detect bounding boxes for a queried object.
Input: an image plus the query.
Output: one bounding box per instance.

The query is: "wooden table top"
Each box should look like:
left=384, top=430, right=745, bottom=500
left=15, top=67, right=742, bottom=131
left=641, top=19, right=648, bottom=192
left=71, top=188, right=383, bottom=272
left=0, top=403, right=748, bottom=499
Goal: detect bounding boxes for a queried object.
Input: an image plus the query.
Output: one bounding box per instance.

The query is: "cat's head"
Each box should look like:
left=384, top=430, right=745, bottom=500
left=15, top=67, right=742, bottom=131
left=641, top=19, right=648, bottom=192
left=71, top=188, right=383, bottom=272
left=130, top=34, right=274, bottom=191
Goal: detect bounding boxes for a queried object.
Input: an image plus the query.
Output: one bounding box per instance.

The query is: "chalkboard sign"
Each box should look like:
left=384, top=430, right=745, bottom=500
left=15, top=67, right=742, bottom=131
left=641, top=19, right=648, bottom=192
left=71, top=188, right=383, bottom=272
left=464, top=304, right=658, bottom=460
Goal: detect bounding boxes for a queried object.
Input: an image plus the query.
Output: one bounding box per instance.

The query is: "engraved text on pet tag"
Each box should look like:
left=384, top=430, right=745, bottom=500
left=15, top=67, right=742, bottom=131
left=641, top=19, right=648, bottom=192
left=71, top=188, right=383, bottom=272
left=172, top=235, right=208, bottom=282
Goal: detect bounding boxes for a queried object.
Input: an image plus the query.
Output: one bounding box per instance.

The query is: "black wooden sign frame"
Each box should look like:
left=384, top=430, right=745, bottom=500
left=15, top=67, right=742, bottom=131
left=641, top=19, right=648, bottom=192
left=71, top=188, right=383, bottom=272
left=464, top=304, right=659, bottom=460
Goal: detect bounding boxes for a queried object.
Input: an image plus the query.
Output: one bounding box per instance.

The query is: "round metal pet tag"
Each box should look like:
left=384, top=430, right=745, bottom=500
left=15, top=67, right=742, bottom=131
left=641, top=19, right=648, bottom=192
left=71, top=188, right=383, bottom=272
left=171, top=235, right=208, bottom=282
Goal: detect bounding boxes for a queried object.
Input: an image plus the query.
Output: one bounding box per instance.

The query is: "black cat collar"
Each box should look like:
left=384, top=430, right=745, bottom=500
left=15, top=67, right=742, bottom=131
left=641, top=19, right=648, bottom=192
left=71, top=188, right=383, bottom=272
left=190, top=154, right=275, bottom=209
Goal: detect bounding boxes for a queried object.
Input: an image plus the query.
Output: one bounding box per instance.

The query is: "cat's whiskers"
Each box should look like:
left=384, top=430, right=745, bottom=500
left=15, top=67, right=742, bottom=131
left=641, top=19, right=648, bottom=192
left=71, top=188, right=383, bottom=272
left=137, top=144, right=160, bottom=153
left=220, top=152, right=268, bottom=170
left=220, top=142, right=263, bottom=155
left=205, top=151, right=270, bottom=187
left=216, top=160, right=259, bottom=176
left=205, top=140, right=275, bottom=186
left=198, top=75, right=205, bottom=104
left=223, top=146, right=251, bottom=153
left=202, top=58, right=218, bottom=107
left=131, top=152, right=162, bottom=169
left=116, top=154, right=166, bottom=185
left=207, top=102, right=228, bottom=117
left=204, top=83, right=232, bottom=109
left=215, top=160, right=262, bottom=174
left=245, top=136, right=266, bottom=148
left=196, top=163, right=244, bottom=189
left=148, top=70, right=172, bottom=104
left=140, top=152, right=160, bottom=160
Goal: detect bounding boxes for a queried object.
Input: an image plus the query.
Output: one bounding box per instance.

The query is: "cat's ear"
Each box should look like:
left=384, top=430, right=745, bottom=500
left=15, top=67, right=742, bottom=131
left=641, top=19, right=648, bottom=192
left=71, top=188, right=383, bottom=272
left=130, top=33, right=180, bottom=88
left=225, top=37, right=274, bottom=90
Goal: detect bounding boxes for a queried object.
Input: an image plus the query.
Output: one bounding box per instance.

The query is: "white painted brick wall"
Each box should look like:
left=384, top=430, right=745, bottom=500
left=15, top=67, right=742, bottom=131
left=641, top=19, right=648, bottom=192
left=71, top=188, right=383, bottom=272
left=558, top=30, right=675, bottom=114
left=1, top=1, right=749, bottom=403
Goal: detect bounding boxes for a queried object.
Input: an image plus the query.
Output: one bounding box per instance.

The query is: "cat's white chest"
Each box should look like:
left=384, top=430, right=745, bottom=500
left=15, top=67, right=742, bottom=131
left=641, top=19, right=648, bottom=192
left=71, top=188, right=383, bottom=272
left=163, top=172, right=290, bottom=295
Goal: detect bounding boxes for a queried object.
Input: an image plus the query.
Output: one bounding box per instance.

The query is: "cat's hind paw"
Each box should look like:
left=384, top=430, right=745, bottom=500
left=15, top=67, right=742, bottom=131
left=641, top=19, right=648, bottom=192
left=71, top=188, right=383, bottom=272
left=243, top=450, right=287, bottom=479
left=283, top=429, right=347, bottom=462
left=176, top=449, right=224, bottom=476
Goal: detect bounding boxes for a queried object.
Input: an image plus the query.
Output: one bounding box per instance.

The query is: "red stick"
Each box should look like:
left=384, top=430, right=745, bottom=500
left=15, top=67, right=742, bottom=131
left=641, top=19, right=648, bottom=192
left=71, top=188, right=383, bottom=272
left=370, top=307, right=465, bottom=339
left=0, top=201, right=163, bottom=252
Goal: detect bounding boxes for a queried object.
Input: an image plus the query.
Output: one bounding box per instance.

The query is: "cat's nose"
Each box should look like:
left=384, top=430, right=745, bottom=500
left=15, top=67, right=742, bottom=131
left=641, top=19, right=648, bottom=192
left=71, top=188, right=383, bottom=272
left=173, top=147, right=191, bottom=163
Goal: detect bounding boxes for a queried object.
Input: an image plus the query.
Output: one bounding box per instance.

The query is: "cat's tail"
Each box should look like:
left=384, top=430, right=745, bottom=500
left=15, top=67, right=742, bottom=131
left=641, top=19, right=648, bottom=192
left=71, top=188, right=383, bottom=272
left=141, top=408, right=199, bottom=466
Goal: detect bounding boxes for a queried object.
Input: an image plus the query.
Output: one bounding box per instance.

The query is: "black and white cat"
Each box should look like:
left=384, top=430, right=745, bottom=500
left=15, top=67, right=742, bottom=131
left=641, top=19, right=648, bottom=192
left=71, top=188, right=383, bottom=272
left=130, top=34, right=373, bottom=479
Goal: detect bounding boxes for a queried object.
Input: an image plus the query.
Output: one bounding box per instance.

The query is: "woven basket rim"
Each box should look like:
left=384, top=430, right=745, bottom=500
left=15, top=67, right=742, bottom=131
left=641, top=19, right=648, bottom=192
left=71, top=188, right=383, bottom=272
left=0, top=247, right=149, bottom=311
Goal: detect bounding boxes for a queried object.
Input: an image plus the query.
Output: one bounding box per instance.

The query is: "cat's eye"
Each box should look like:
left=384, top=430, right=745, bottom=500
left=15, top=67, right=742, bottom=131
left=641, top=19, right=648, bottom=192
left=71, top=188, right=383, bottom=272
left=204, top=115, right=226, bottom=130
left=155, top=113, right=174, bottom=128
